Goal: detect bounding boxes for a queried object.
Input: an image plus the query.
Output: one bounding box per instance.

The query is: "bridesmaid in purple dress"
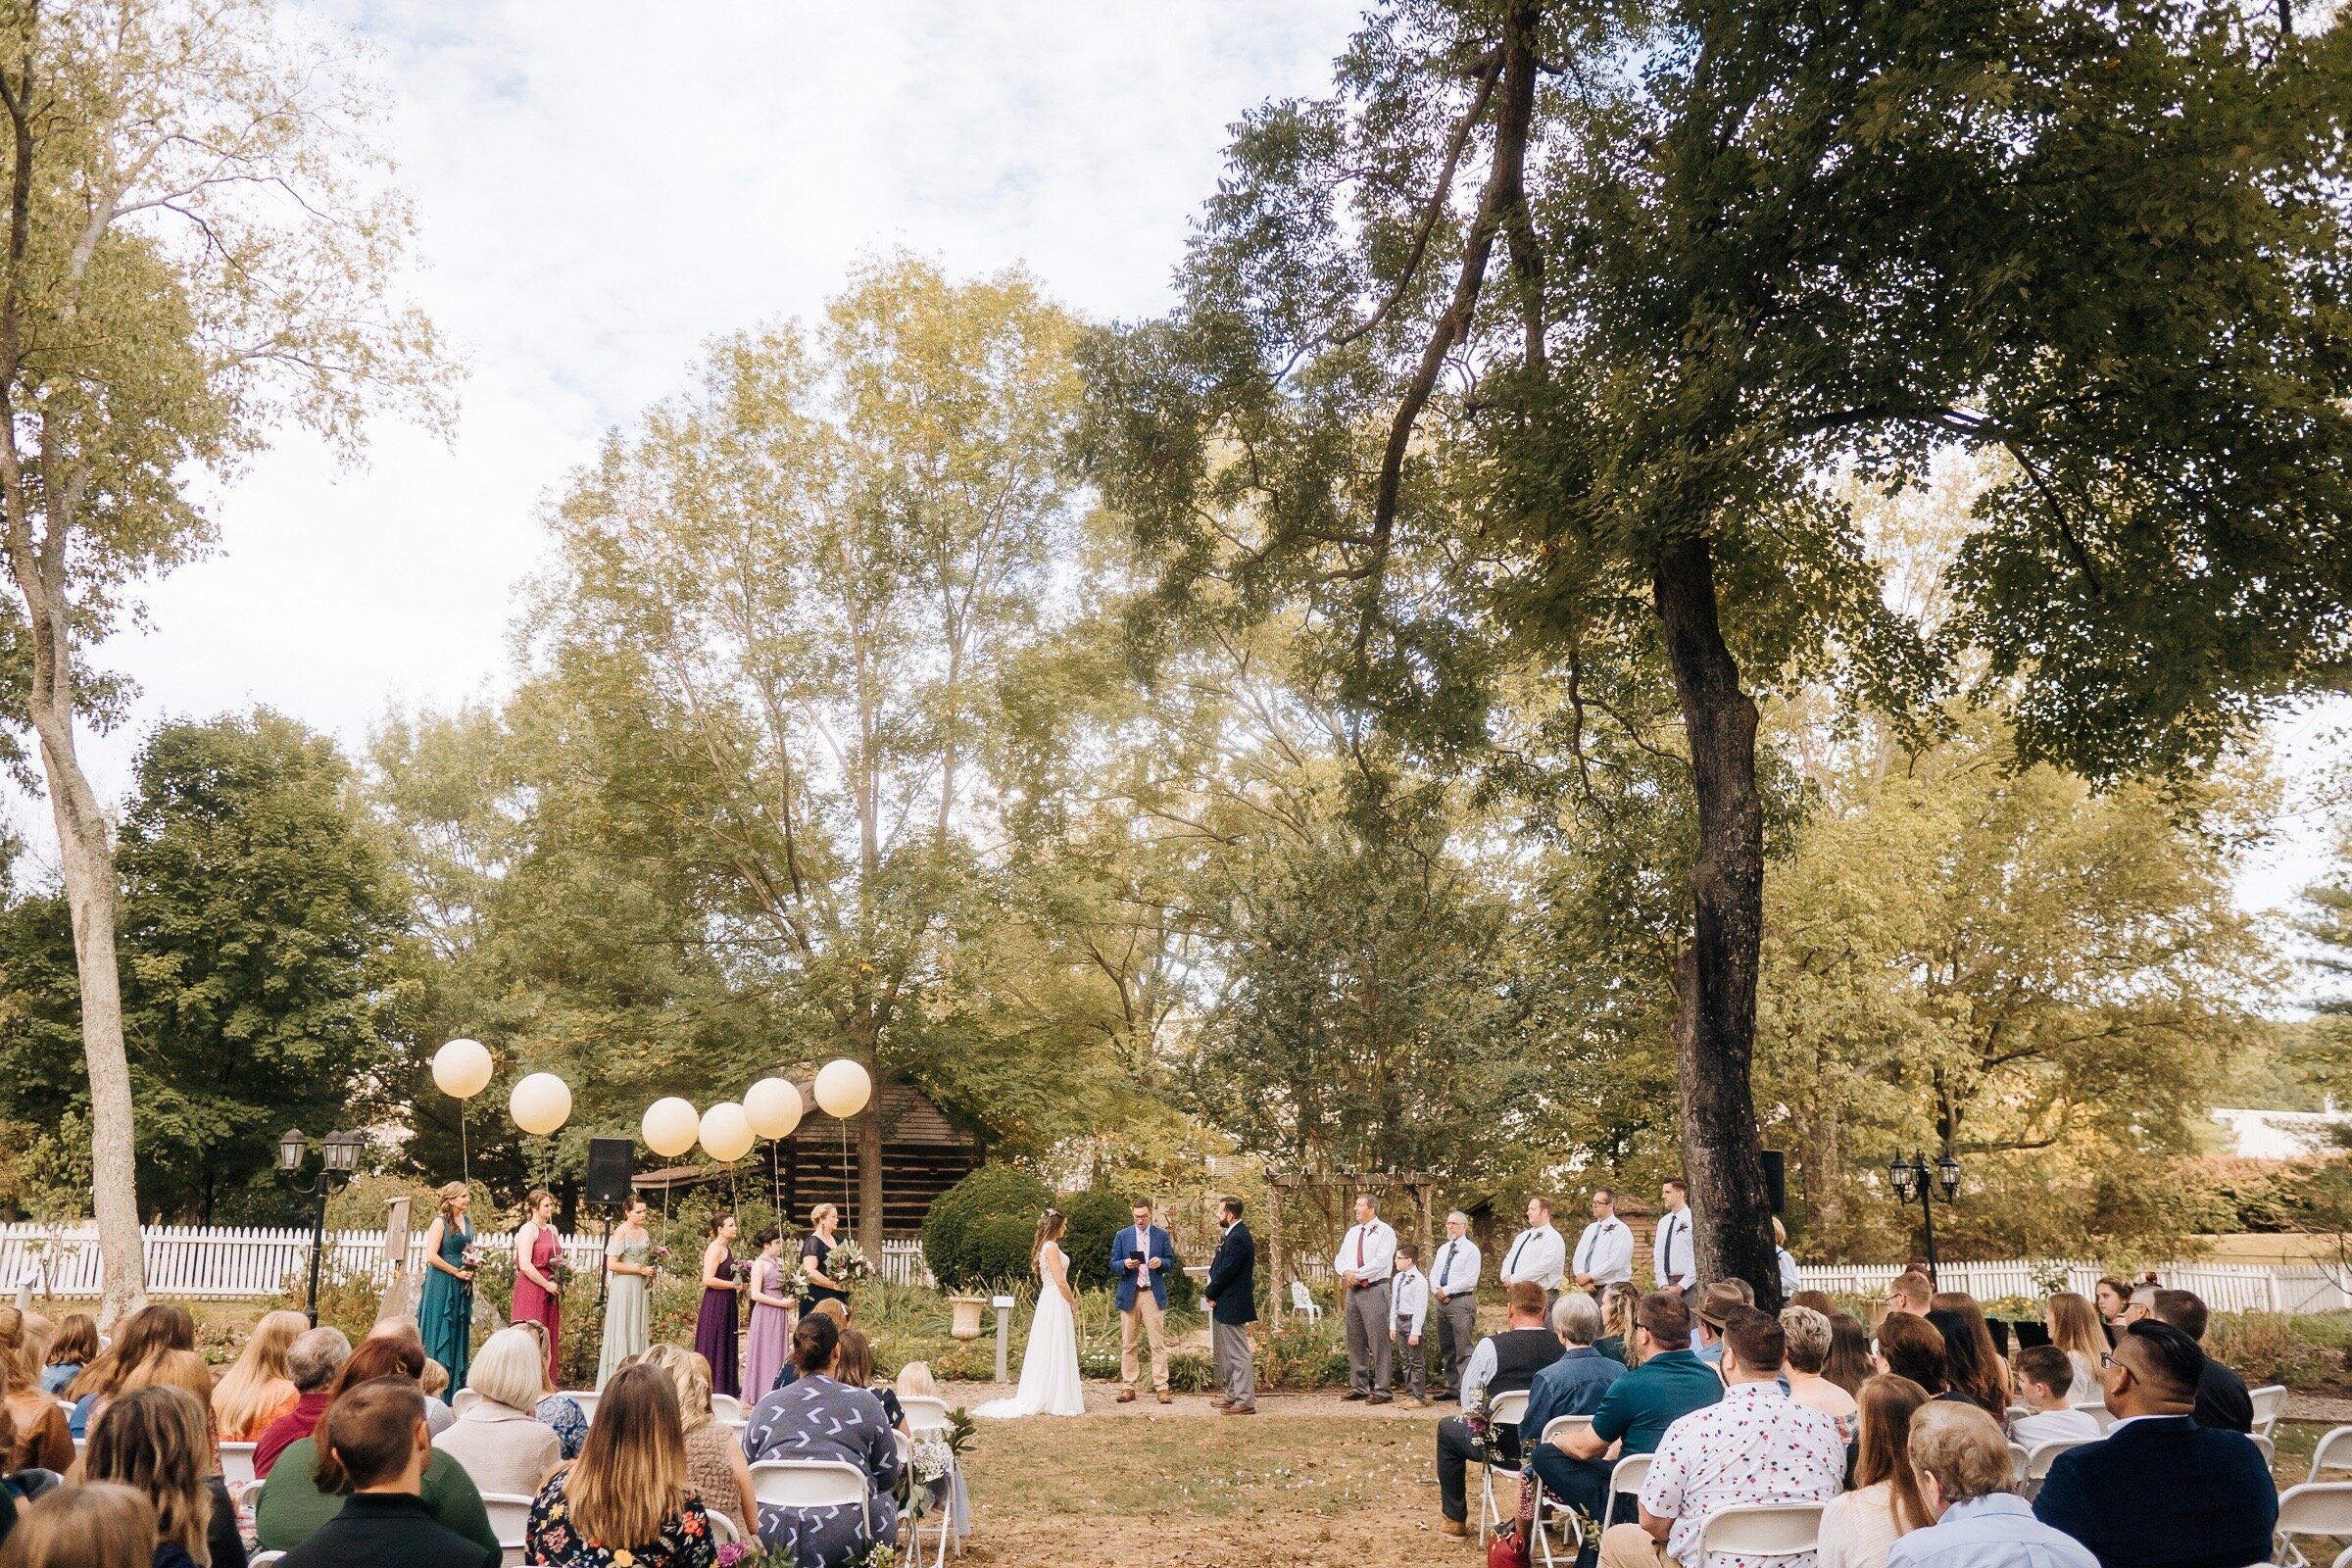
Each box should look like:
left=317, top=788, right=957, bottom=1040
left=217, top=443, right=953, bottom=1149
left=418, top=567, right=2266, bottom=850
left=510, top=1189, right=564, bottom=1384
left=742, top=1227, right=793, bottom=1398
left=694, top=1212, right=744, bottom=1398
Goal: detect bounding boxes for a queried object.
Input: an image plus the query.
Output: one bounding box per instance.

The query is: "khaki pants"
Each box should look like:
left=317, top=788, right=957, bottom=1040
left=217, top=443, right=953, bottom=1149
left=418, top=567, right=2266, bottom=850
left=1121, top=1294, right=1169, bottom=1392
left=1597, top=1524, right=1674, bottom=1568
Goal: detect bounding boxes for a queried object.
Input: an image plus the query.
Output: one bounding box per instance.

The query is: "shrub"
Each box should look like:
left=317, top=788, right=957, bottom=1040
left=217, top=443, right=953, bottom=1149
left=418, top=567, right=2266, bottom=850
left=923, top=1165, right=1051, bottom=1293
left=1058, top=1189, right=1133, bottom=1294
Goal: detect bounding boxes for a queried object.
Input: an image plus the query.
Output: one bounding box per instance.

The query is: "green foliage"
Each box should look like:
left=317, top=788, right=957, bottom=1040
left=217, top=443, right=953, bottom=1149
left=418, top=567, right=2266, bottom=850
left=1058, top=1189, right=1133, bottom=1295
left=0, top=710, right=408, bottom=1222
left=922, top=1165, right=1051, bottom=1293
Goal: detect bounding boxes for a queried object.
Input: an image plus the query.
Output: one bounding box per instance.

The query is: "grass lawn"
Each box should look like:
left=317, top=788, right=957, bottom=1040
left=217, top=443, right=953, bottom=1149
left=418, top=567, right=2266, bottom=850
left=956, top=1411, right=1450, bottom=1566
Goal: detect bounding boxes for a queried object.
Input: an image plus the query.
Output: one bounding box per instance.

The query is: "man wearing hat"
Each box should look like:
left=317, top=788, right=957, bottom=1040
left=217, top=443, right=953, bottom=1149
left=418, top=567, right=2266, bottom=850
left=1692, top=1281, right=1749, bottom=1370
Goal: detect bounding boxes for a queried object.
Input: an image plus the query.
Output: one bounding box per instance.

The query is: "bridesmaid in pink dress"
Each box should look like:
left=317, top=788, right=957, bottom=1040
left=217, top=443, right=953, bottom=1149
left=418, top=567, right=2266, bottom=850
left=510, top=1190, right=564, bottom=1383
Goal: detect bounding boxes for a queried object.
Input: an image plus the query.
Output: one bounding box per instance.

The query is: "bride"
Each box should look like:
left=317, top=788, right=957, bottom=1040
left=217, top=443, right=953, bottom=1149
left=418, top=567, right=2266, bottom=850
left=975, top=1208, right=1085, bottom=1418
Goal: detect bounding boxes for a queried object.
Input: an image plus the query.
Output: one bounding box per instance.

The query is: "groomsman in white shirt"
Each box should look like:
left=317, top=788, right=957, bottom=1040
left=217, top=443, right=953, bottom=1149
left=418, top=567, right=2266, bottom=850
left=1569, top=1188, right=1636, bottom=1298
left=1333, top=1193, right=1397, bottom=1404
left=1653, top=1177, right=1697, bottom=1304
left=1428, top=1210, right=1482, bottom=1401
left=1390, top=1242, right=1430, bottom=1408
left=1497, top=1196, right=1567, bottom=1310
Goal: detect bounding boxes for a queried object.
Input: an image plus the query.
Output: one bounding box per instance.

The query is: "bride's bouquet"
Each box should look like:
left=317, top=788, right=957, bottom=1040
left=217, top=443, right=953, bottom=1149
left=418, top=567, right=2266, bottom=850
left=824, top=1239, right=872, bottom=1285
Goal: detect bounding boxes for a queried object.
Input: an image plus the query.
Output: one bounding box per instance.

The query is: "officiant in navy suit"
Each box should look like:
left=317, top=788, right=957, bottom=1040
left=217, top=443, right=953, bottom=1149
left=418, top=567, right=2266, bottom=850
left=1112, top=1199, right=1180, bottom=1404
left=1202, top=1196, right=1257, bottom=1415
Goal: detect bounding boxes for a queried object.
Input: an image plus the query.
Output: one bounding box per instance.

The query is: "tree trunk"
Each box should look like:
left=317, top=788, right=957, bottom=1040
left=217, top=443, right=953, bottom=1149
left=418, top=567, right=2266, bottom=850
left=1650, top=533, right=1779, bottom=1310
left=855, top=1093, right=885, bottom=1256
left=27, top=660, right=146, bottom=1324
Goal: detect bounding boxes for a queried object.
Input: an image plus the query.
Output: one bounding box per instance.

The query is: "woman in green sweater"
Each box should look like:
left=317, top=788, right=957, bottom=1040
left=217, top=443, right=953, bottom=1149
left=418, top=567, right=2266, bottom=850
left=255, top=1336, right=498, bottom=1556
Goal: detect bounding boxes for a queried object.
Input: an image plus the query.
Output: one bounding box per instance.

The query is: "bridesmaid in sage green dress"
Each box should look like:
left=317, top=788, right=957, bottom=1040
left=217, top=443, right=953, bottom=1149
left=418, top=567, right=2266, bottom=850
left=598, top=1195, right=656, bottom=1389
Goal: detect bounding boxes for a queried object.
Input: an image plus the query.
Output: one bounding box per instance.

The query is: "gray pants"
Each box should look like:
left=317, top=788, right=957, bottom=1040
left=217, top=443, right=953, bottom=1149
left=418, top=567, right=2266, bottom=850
left=1213, top=1319, right=1255, bottom=1408
left=1344, top=1280, right=1394, bottom=1394
left=1393, top=1326, right=1426, bottom=1398
left=1432, top=1294, right=1478, bottom=1394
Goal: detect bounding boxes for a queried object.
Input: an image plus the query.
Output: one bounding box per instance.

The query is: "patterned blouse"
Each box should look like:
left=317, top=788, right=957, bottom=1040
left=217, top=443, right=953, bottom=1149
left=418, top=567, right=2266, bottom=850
left=1638, top=1380, right=1845, bottom=1568
left=523, top=1468, right=716, bottom=1568
left=538, top=1394, right=589, bottom=1459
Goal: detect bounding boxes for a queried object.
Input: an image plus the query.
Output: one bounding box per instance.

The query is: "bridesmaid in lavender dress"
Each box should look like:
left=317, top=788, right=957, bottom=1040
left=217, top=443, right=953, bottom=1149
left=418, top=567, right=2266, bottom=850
left=742, top=1227, right=793, bottom=1398
left=694, top=1212, right=744, bottom=1398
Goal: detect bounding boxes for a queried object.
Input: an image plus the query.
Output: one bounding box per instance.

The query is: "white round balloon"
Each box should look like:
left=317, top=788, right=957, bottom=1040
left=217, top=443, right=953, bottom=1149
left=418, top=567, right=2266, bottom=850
left=510, top=1072, right=572, bottom=1137
left=700, top=1102, right=756, bottom=1163
left=431, top=1038, right=493, bottom=1100
left=642, top=1097, right=700, bottom=1158
left=744, top=1077, right=804, bottom=1141
left=813, top=1058, right=872, bottom=1120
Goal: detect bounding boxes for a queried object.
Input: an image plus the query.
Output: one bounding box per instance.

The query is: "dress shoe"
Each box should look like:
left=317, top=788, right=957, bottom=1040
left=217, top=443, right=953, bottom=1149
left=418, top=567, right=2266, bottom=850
left=1116, top=1389, right=1136, bottom=1403
left=1440, top=1518, right=1467, bottom=1539
left=1156, top=1390, right=1173, bottom=1404
left=1366, top=1393, right=1393, bottom=1405
left=1343, top=1390, right=1369, bottom=1400
left=1223, top=1403, right=1256, bottom=1415
left=1212, top=1396, right=1233, bottom=1410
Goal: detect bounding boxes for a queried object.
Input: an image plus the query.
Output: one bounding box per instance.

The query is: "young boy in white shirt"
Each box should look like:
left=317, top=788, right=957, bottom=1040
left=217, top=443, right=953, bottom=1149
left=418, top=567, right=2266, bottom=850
left=1391, top=1243, right=1430, bottom=1409
left=2010, top=1344, right=2103, bottom=1448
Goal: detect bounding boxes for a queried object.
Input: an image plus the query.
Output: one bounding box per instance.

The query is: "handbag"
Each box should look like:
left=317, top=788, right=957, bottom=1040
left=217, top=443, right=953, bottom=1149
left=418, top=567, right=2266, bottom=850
left=1482, top=1477, right=1537, bottom=1568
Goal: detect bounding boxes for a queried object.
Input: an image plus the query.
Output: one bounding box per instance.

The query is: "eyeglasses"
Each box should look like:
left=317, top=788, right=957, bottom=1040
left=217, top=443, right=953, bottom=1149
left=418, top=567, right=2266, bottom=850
left=2098, top=1352, right=2116, bottom=1369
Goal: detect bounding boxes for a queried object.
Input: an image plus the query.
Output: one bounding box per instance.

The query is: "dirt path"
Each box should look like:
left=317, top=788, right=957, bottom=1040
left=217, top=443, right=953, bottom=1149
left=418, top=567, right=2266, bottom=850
left=936, top=1380, right=1441, bottom=1419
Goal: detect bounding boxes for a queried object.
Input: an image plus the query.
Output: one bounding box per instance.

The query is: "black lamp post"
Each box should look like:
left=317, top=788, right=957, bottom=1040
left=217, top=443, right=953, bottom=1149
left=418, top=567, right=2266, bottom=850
left=281, top=1127, right=365, bottom=1325
left=1887, top=1150, right=1962, bottom=1282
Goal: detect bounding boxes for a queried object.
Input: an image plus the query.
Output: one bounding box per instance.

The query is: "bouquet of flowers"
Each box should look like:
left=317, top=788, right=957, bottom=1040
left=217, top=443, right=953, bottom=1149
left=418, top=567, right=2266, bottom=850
left=781, top=1259, right=813, bottom=1299
left=460, top=1244, right=485, bottom=1272
left=546, top=1256, right=576, bottom=1292
left=824, top=1240, right=872, bottom=1285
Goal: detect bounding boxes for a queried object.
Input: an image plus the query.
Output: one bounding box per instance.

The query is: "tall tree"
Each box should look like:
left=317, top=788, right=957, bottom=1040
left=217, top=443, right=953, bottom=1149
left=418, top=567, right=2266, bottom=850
left=0, top=1, right=446, bottom=1316
left=1082, top=0, right=2352, bottom=1305
left=532, top=256, right=1082, bottom=1250
left=0, top=710, right=408, bottom=1222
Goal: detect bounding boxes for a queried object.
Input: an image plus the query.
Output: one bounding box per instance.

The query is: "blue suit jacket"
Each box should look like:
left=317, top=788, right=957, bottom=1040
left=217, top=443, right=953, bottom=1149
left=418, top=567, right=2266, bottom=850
left=2033, top=1414, right=2276, bottom=1568
left=1202, top=1221, right=1256, bottom=1325
left=1112, top=1224, right=1177, bottom=1311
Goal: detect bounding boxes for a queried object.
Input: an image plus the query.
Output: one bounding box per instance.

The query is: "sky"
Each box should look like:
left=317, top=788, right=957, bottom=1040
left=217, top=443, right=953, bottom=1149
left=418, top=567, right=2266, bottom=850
left=8, top=0, right=2346, bottom=945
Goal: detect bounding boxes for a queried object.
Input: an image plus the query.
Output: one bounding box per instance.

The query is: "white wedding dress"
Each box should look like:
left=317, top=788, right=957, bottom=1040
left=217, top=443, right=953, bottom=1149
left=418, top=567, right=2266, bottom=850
left=974, top=1241, right=1085, bottom=1418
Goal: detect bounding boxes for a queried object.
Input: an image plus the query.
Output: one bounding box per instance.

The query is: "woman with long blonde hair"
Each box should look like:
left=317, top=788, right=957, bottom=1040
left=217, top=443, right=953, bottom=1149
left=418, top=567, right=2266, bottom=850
left=213, top=1311, right=307, bottom=1443
left=1816, top=1374, right=1933, bottom=1568
left=65, top=1303, right=196, bottom=1437
left=418, top=1181, right=477, bottom=1390
left=524, top=1362, right=713, bottom=1568
left=640, top=1344, right=757, bottom=1535
left=1596, top=1282, right=1642, bottom=1367
left=0, top=1307, right=72, bottom=1473
left=2045, top=1291, right=2107, bottom=1402
left=79, top=1385, right=223, bottom=1568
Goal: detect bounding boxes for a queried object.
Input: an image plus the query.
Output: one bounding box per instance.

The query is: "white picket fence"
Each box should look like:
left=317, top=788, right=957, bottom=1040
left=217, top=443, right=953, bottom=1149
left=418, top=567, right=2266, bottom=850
left=1794, top=1257, right=2352, bottom=1315
left=0, top=1224, right=934, bottom=1301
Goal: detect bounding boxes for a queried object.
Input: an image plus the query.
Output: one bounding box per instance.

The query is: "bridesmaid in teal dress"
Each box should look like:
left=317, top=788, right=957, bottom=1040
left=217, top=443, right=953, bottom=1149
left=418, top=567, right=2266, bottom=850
left=418, top=1181, right=476, bottom=1389
left=598, top=1196, right=656, bottom=1389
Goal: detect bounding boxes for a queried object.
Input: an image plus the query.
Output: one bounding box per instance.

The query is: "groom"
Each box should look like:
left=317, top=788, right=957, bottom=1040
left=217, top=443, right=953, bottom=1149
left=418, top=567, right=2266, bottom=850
left=1112, top=1198, right=1179, bottom=1404
left=1202, top=1195, right=1257, bottom=1415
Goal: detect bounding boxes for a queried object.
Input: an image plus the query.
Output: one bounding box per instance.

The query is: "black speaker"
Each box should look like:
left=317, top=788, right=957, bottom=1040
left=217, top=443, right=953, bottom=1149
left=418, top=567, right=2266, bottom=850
left=1760, top=1150, right=1787, bottom=1215
left=585, top=1138, right=634, bottom=1206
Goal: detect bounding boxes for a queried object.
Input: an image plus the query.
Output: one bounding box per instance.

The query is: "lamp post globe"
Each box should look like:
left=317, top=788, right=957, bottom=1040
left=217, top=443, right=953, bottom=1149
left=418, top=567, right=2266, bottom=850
left=279, top=1128, right=308, bottom=1173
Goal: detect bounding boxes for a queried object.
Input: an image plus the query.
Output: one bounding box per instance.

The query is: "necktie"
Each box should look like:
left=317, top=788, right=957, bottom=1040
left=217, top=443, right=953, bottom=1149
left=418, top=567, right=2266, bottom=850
left=1576, top=1228, right=1592, bottom=1274
left=1505, top=1233, right=1527, bottom=1276
left=1354, top=1227, right=1366, bottom=1268
left=1664, top=1215, right=1679, bottom=1277
left=1439, top=1242, right=1457, bottom=1289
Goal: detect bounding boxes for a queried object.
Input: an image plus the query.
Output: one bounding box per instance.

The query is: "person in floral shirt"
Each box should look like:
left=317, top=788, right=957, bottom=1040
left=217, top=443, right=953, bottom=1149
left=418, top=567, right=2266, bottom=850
left=1597, top=1306, right=1844, bottom=1568
left=525, top=1364, right=714, bottom=1568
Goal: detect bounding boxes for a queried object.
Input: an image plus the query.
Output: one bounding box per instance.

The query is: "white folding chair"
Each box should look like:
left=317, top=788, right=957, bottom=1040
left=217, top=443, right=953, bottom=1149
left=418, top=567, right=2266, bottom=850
left=218, top=1441, right=257, bottom=1491
left=2024, top=1438, right=2090, bottom=1482
left=898, top=1395, right=962, bottom=1562
left=705, top=1509, right=739, bottom=1545
left=1529, top=1416, right=1592, bottom=1568
left=900, top=1395, right=951, bottom=1434
left=2250, top=1384, right=2288, bottom=1441
left=451, top=1387, right=481, bottom=1416
left=1480, top=1390, right=1531, bottom=1546
left=2068, top=1398, right=2115, bottom=1433
left=2307, top=1424, right=2352, bottom=1484
left=711, top=1393, right=745, bottom=1424
left=2274, top=1481, right=2352, bottom=1568
left=2253, top=1433, right=2277, bottom=1468
left=1290, top=1280, right=1323, bottom=1323
left=2008, top=1442, right=2031, bottom=1486
left=1605, top=1451, right=1651, bottom=1531
left=751, top=1459, right=874, bottom=1544
left=249, top=1555, right=285, bottom=1568
left=479, top=1492, right=534, bottom=1568
left=1698, top=1501, right=1827, bottom=1560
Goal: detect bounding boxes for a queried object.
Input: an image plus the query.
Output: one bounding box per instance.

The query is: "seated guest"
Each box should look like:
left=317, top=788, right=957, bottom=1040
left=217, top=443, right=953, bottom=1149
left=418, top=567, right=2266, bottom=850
left=1886, top=1269, right=1934, bottom=1318
left=2033, top=1322, right=2276, bottom=1568
left=895, top=1362, right=940, bottom=1400
left=2147, top=1290, right=2253, bottom=1435
left=80, top=1386, right=243, bottom=1568
left=2121, top=1283, right=2158, bottom=1325
left=65, top=1303, right=196, bottom=1439
left=524, top=1364, right=714, bottom=1568
left=742, top=1314, right=902, bottom=1567
left=834, top=1327, right=904, bottom=1432
left=2008, top=1347, right=2101, bottom=1448
left=1434, top=1282, right=1563, bottom=1539
left=1594, top=1306, right=1843, bottom=1568
left=363, top=1319, right=453, bottom=1436
left=1518, top=1294, right=1623, bottom=1518
left=769, top=1299, right=851, bottom=1396
left=2093, top=1277, right=2132, bottom=1328
left=1595, top=1283, right=1642, bottom=1367
left=1818, top=1374, right=1931, bottom=1568
left=431, top=1328, right=561, bottom=1497
left=1825, top=1312, right=1874, bottom=1398
left=214, top=1311, right=308, bottom=1444
left=0, top=1310, right=71, bottom=1475
left=1551, top=1290, right=1723, bottom=1517
left=1789, top=1290, right=1838, bottom=1316
left=278, top=1380, right=497, bottom=1568
left=1, top=1482, right=162, bottom=1568
left=254, top=1338, right=497, bottom=1557
left=1782, top=1305, right=1859, bottom=1443
left=1876, top=1310, right=1949, bottom=1397
left=2044, top=1293, right=2107, bottom=1403
left=1928, top=1295, right=2011, bottom=1418
left=509, top=1320, right=587, bottom=1457
left=1691, top=1283, right=1745, bottom=1368
left=1888, top=1401, right=2095, bottom=1568
left=255, top=1329, right=351, bottom=1480
left=639, top=1345, right=758, bottom=1534
left=37, top=1314, right=96, bottom=1397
